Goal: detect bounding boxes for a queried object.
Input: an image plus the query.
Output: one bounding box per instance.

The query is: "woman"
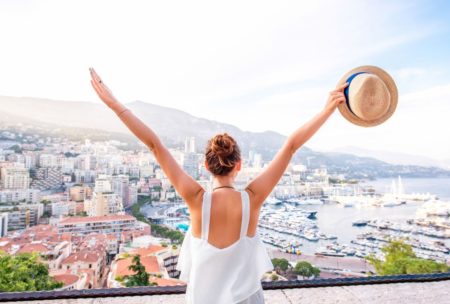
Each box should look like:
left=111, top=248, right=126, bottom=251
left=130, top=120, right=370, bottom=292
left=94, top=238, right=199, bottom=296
left=89, top=68, right=348, bottom=303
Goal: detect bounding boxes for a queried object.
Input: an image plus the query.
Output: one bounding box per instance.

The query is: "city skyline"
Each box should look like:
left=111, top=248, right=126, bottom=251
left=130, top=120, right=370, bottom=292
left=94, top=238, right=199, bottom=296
left=1, top=1, right=450, bottom=160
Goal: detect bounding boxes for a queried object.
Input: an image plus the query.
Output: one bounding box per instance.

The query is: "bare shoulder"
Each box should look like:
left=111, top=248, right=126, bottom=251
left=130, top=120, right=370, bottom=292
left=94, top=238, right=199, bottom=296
left=244, top=187, right=260, bottom=210
left=186, top=187, right=206, bottom=211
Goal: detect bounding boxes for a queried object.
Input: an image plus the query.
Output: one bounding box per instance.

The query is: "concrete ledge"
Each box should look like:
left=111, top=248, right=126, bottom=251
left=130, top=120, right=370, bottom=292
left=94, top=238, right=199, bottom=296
left=1, top=273, right=449, bottom=304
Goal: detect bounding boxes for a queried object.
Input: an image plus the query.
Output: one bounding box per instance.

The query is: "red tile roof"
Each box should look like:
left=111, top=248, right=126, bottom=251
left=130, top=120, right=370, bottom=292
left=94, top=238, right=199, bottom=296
left=132, top=245, right=166, bottom=256
left=17, top=243, right=49, bottom=254
left=53, top=274, right=79, bottom=286
left=150, top=277, right=185, bottom=286
left=62, top=250, right=103, bottom=264
left=115, top=255, right=160, bottom=277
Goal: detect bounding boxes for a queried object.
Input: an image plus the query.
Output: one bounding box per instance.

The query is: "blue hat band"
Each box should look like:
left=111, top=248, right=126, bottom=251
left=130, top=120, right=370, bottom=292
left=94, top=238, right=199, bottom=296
left=344, top=72, right=368, bottom=116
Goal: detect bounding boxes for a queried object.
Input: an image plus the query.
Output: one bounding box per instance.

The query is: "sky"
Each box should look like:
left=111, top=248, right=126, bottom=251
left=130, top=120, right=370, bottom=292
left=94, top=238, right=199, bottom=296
left=1, top=0, right=450, bottom=160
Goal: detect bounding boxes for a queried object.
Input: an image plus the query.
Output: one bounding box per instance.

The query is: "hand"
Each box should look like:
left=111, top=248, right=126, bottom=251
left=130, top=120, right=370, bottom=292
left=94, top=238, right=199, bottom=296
left=89, top=67, right=121, bottom=110
left=325, top=82, right=349, bottom=112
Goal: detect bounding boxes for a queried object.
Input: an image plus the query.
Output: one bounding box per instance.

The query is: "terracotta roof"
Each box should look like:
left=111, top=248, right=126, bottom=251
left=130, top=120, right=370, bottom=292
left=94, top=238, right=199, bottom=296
left=106, top=234, right=117, bottom=240
left=62, top=250, right=103, bottom=264
left=115, top=255, right=160, bottom=277
left=132, top=245, right=166, bottom=257
left=149, top=277, right=185, bottom=286
left=61, top=233, right=72, bottom=242
left=53, top=274, right=79, bottom=286
left=17, top=243, right=49, bottom=254
left=59, top=214, right=136, bottom=225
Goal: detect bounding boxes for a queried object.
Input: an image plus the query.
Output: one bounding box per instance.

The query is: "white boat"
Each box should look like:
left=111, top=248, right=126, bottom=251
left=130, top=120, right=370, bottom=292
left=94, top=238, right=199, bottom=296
left=315, top=247, right=345, bottom=257
left=298, top=198, right=323, bottom=205
left=265, top=197, right=283, bottom=205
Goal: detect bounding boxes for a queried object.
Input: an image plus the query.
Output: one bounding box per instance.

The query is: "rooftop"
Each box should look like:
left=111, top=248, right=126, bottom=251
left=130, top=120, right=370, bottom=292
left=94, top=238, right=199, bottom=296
left=59, top=214, right=136, bottom=224
left=0, top=273, right=449, bottom=303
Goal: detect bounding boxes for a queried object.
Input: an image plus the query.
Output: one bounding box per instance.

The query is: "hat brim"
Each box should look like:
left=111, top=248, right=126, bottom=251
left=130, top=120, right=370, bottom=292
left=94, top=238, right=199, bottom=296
left=337, top=65, right=398, bottom=127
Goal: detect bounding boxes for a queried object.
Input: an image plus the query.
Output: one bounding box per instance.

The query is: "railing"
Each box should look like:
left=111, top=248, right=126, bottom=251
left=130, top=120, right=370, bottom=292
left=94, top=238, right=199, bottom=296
left=0, top=272, right=449, bottom=302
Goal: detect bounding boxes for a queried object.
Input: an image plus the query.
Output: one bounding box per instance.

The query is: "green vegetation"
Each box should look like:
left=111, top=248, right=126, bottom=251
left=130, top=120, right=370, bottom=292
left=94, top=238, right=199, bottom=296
left=328, top=177, right=358, bottom=184
left=75, top=211, right=88, bottom=217
left=271, top=258, right=290, bottom=273
left=131, top=195, right=184, bottom=244
left=125, top=255, right=150, bottom=287
left=151, top=224, right=184, bottom=244
left=131, top=196, right=152, bottom=225
left=271, top=274, right=279, bottom=281
left=0, top=252, right=63, bottom=292
left=294, top=261, right=321, bottom=279
left=366, top=239, right=449, bottom=276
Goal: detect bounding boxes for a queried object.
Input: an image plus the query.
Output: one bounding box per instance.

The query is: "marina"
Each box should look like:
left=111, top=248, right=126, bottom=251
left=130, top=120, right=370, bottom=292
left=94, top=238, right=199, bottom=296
left=141, top=177, right=450, bottom=266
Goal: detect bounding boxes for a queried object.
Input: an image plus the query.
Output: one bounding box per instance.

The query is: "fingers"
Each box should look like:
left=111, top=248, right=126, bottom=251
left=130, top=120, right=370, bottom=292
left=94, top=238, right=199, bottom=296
left=337, top=82, right=349, bottom=91
left=89, top=67, right=103, bottom=84
left=331, top=82, right=349, bottom=94
left=332, top=95, right=346, bottom=105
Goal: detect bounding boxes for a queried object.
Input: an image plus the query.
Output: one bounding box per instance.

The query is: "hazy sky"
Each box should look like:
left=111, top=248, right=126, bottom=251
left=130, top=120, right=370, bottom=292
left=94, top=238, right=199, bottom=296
left=1, top=1, right=450, bottom=160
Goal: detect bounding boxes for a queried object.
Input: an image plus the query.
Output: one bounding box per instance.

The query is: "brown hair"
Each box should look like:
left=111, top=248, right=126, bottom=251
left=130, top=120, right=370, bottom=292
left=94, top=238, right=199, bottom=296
left=205, top=133, right=241, bottom=176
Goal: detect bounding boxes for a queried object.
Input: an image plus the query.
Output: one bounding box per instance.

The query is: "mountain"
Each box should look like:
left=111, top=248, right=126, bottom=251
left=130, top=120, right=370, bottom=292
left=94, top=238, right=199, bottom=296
left=328, top=146, right=450, bottom=170
left=0, top=96, right=285, bottom=158
left=1, top=95, right=449, bottom=179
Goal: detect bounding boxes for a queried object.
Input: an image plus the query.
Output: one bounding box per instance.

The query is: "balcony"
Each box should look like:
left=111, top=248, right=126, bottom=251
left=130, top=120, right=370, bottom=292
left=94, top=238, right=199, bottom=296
left=0, top=273, right=448, bottom=304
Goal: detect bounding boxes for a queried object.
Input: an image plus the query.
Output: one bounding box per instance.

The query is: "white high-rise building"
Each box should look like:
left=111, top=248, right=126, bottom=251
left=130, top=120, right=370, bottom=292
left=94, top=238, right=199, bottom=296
left=128, top=184, right=138, bottom=206
left=39, top=154, right=59, bottom=168
left=182, top=152, right=200, bottom=179
left=0, top=166, right=30, bottom=189
left=253, top=153, right=262, bottom=169
left=23, top=152, right=38, bottom=169
left=94, top=175, right=112, bottom=192
left=0, top=189, right=40, bottom=203
left=85, top=192, right=124, bottom=217
left=111, top=175, right=130, bottom=207
left=184, top=137, right=196, bottom=153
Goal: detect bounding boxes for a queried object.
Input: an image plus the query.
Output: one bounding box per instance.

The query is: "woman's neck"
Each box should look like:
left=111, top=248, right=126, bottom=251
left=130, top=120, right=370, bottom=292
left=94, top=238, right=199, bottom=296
left=212, top=175, right=235, bottom=189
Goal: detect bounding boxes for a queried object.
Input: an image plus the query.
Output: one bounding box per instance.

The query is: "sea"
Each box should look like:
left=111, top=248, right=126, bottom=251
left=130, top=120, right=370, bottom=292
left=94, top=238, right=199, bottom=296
left=266, top=177, right=450, bottom=255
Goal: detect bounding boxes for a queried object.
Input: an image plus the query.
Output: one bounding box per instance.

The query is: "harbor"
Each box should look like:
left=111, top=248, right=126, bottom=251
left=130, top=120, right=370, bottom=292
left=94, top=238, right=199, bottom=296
left=141, top=177, right=450, bottom=268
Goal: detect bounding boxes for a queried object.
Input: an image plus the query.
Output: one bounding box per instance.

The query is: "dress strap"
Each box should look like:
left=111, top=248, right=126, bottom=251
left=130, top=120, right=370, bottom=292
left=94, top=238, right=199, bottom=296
left=240, top=190, right=250, bottom=238
left=201, top=191, right=211, bottom=240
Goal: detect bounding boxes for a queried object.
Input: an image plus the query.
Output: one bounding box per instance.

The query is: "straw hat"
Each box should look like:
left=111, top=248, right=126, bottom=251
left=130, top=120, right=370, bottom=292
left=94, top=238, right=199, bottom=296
left=337, top=65, right=398, bottom=127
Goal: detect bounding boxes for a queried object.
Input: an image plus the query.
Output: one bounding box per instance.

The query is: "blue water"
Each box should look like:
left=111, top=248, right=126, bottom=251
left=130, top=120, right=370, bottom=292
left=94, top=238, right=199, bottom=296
left=272, top=177, right=450, bottom=255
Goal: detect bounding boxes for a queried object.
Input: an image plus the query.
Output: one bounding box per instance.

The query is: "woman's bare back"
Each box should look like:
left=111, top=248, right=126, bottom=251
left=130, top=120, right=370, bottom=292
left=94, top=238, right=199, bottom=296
left=190, top=189, right=259, bottom=249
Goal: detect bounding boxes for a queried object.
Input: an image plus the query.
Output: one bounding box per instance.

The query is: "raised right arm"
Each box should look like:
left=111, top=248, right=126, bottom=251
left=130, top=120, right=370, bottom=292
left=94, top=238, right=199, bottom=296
left=246, top=83, right=348, bottom=207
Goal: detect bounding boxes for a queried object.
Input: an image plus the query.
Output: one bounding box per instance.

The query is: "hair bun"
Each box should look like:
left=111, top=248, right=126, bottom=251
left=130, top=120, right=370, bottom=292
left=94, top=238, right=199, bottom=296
left=206, top=133, right=241, bottom=173
left=211, top=133, right=235, bottom=160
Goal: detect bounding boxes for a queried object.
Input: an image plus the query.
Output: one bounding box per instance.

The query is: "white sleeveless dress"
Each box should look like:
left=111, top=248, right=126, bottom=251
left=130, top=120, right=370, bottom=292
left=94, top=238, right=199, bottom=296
left=176, top=190, right=273, bottom=304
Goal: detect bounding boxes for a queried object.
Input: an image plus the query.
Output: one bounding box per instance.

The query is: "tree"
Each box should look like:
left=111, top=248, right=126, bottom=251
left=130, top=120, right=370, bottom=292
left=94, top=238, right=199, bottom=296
left=366, top=239, right=449, bottom=276
left=0, top=252, right=63, bottom=292
left=294, top=261, right=320, bottom=279
left=271, top=258, right=290, bottom=274
left=125, top=255, right=150, bottom=287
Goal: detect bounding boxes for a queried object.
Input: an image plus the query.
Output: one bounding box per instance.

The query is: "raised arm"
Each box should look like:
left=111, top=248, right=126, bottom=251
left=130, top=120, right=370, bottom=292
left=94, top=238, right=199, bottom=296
left=89, top=68, right=204, bottom=206
left=246, top=83, right=349, bottom=207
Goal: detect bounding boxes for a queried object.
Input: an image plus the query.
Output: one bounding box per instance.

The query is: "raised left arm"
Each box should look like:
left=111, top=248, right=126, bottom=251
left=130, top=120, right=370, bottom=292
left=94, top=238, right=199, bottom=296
left=89, top=68, right=204, bottom=206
